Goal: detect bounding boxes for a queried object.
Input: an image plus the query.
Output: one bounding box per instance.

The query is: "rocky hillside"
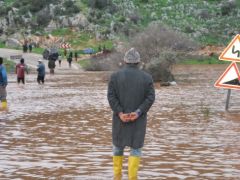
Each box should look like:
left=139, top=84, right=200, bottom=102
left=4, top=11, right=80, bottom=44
left=0, top=0, right=239, bottom=48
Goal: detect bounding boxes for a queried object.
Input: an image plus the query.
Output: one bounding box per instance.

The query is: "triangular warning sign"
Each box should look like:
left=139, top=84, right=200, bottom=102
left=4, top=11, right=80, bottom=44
left=215, top=62, right=240, bottom=90
left=219, top=34, right=240, bottom=62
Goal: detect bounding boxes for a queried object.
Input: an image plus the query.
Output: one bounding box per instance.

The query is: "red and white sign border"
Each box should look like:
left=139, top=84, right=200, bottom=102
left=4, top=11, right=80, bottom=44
left=214, top=62, right=240, bottom=90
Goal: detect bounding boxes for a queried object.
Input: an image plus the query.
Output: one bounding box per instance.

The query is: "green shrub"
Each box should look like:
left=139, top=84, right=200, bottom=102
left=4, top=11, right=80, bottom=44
left=66, top=5, right=80, bottom=14
left=88, top=0, right=110, bottom=9
left=63, top=0, right=81, bottom=15
left=54, top=6, right=64, bottom=16
left=118, top=16, right=126, bottom=22
left=29, top=0, right=48, bottom=13
left=0, top=5, right=12, bottom=16
left=18, top=5, right=30, bottom=15
left=64, top=0, right=75, bottom=8
left=145, top=52, right=176, bottom=82
left=36, top=10, right=51, bottom=27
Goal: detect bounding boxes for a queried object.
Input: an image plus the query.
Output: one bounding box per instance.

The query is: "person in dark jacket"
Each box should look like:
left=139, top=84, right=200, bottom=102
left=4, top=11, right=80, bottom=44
left=28, top=43, right=32, bottom=53
left=23, top=43, right=28, bottom=53
left=0, top=57, right=8, bottom=110
left=107, top=48, right=155, bottom=180
left=48, top=60, right=56, bottom=75
left=74, top=51, right=78, bottom=62
left=37, top=59, right=46, bottom=84
left=67, top=52, right=73, bottom=68
left=58, top=55, right=62, bottom=67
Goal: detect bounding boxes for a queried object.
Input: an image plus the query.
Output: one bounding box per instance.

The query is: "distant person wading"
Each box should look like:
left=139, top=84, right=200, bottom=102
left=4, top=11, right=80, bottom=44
left=67, top=52, right=73, bottom=68
left=16, top=58, right=28, bottom=84
left=107, top=48, right=155, bottom=180
left=37, top=59, right=45, bottom=84
left=48, top=60, right=56, bottom=75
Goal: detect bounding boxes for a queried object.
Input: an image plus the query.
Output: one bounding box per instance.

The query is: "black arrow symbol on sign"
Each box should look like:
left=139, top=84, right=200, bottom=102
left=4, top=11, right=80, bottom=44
left=232, top=45, right=240, bottom=57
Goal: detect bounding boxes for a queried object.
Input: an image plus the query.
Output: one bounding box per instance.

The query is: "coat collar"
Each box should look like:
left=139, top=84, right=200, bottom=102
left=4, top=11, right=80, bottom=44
left=125, top=64, right=139, bottom=68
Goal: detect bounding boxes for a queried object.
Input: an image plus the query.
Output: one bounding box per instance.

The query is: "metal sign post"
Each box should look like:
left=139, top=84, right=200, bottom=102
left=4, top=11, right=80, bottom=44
left=225, top=89, right=231, bottom=111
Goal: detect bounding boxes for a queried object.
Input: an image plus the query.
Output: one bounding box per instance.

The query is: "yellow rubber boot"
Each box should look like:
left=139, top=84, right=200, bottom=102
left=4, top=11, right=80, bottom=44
left=1, top=101, right=8, bottom=110
left=113, top=156, right=123, bottom=180
left=128, top=156, right=140, bottom=180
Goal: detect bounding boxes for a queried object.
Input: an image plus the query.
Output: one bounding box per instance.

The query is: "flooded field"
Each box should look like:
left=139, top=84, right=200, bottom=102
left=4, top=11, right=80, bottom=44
left=0, top=64, right=240, bottom=179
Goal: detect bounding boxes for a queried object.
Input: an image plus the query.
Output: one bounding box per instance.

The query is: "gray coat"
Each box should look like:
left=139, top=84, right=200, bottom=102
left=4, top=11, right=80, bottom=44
left=107, top=64, right=155, bottom=149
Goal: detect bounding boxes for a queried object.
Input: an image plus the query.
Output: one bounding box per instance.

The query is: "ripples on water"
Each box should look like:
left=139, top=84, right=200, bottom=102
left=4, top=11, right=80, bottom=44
left=0, top=66, right=240, bottom=179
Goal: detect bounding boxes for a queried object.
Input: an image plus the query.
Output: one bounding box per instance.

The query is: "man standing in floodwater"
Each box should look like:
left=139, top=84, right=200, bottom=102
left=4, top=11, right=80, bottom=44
left=37, top=59, right=45, bottom=84
left=107, top=48, right=155, bottom=180
left=0, top=57, right=8, bottom=110
left=16, top=58, right=28, bottom=84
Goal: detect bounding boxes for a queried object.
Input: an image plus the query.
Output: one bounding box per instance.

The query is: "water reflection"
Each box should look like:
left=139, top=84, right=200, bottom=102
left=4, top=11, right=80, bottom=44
left=0, top=65, right=239, bottom=179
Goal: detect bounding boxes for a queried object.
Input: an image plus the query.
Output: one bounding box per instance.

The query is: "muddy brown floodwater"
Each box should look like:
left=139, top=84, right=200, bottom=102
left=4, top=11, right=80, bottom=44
left=0, top=64, right=240, bottom=179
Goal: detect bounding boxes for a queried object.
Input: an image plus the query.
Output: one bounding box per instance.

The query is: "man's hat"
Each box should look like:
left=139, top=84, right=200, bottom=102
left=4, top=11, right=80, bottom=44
left=124, top=48, right=140, bottom=64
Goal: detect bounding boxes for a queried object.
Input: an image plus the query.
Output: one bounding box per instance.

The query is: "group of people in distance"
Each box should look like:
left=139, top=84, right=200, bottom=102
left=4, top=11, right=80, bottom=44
left=22, top=40, right=32, bottom=53
left=15, top=58, right=45, bottom=85
left=0, top=57, right=45, bottom=111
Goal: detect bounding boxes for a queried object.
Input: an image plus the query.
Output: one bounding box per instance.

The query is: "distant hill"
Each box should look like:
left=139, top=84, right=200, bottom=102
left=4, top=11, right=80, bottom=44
left=0, top=0, right=239, bottom=46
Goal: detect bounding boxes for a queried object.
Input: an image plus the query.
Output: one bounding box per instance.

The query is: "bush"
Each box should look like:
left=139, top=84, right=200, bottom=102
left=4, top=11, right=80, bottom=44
left=12, top=1, right=22, bottom=8
left=118, top=16, right=126, bottom=23
left=221, top=1, right=237, bottom=16
left=83, top=58, right=111, bottom=71
left=36, top=9, right=52, bottom=27
left=19, top=5, right=30, bottom=15
left=0, top=28, right=3, bottom=35
left=108, top=3, right=118, bottom=14
left=54, top=6, right=64, bottom=16
left=84, top=23, right=198, bottom=82
left=64, top=0, right=75, bottom=8
left=129, top=23, right=198, bottom=82
left=129, top=13, right=141, bottom=24
left=14, top=16, right=25, bottom=26
left=65, top=5, right=80, bottom=15
left=88, top=0, right=110, bottom=9
left=0, top=5, right=8, bottom=16
left=131, top=23, right=198, bottom=64
left=12, top=0, right=59, bottom=13
left=83, top=51, right=122, bottom=71
left=145, top=52, right=176, bottom=82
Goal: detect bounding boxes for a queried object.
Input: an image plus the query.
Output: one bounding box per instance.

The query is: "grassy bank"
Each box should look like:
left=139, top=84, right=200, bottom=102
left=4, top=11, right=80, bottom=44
left=31, top=47, right=44, bottom=54
left=180, top=56, right=228, bottom=65
left=0, top=42, right=6, bottom=48
left=78, top=59, right=91, bottom=69
left=3, top=59, right=15, bottom=73
left=78, top=56, right=228, bottom=70
left=51, top=28, right=114, bottom=52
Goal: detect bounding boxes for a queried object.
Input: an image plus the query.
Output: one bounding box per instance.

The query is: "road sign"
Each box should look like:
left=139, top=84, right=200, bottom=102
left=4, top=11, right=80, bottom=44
left=214, top=62, right=240, bottom=90
left=219, top=34, right=240, bottom=62
left=61, top=43, right=71, bottom=49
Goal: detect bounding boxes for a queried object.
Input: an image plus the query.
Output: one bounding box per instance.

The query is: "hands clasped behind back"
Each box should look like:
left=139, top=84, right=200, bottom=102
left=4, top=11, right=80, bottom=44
left=119, top=112, right=139, bottom=123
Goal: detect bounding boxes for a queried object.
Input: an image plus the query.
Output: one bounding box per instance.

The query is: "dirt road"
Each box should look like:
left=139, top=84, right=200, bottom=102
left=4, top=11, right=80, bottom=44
left=0, top=48, right=81, bottom=72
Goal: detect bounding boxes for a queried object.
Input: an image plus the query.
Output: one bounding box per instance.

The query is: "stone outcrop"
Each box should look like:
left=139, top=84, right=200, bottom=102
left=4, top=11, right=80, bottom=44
left=5, top=38, right=22, bottom=48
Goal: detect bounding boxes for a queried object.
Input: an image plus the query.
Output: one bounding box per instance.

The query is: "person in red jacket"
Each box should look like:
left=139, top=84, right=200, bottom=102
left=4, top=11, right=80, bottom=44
left=16, top=58, right=28, bottom=84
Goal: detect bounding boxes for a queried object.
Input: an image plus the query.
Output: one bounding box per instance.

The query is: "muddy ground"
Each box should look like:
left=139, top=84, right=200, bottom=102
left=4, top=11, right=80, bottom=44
left=0, top=64, right=239, bottom=179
